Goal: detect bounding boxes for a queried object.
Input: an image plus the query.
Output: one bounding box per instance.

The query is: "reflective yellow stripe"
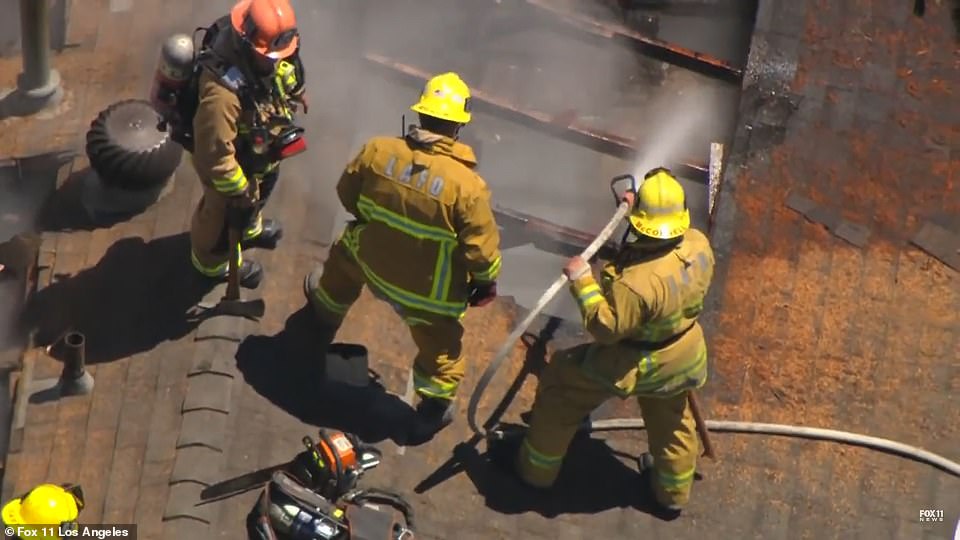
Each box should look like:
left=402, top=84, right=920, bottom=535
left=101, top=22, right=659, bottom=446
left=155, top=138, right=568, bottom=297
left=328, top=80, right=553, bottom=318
left=349, top=197, right=469, bottom=313
left=311, top=284, right=350, bottom=316
left=341, top=228, right=467, bottom=317
left=637, top=353, right=656, bottom=376
left=212, top=167, right=248, bottom=195
left=657, top=466, right=696, bottom=488
left=191, top=248, right=241, bottom=277
left=243, top=214, right=263, bottom=240
left=262, top=162, right=279, bottom=174
left=403, top=316, right=433, bottom=326
left=471, top=255, right=502, bottom=282
left=637, top=312, right=691, bottom=342
left=412, top=368, right=457, bottom=399
left=575, top=283, right=603, bottom=309
left=356, top=195, right=457, bottom=242
left=633, top=346, right=708, bottom=396
left=522, top=439, right=563, bottom=470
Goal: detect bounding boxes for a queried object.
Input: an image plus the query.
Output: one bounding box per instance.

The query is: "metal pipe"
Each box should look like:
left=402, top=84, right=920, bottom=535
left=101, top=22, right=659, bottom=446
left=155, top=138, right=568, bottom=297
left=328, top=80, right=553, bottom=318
left=363, top=53, right=709, bottom=181
left=62, top=331, right=86, bottom=380
left=59, top=331, right=94, bottom=396
left=20, top=0, right=52, bottom=91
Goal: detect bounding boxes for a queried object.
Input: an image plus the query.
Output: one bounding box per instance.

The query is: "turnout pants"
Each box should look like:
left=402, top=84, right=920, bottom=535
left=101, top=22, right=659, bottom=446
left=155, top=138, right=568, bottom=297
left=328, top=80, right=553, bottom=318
left=190, top=170, right=279, bottom=277
left=517, top=343, right=700, bottom=508
left=306, top=239, right=467, bottom=401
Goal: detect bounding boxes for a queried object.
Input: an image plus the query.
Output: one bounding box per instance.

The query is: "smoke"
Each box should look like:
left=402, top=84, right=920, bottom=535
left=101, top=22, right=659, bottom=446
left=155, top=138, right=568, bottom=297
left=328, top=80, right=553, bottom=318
left=0, top=171, right=39, bottom=358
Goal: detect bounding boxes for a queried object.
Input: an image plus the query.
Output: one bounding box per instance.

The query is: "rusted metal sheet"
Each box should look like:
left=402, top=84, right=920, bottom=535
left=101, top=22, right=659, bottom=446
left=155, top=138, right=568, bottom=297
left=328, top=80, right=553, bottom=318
left=364, top=53, right=709, bottom=181
left=522, top=0, right=743, bottom=83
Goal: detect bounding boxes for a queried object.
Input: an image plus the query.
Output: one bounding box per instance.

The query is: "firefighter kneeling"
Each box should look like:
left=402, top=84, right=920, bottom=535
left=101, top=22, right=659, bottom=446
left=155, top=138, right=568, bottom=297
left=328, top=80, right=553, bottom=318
left=303, top=72, right=502, bottom=443
left=1, top=483, right=84, bottom=539
left=490, top=169, right=714, bottom=517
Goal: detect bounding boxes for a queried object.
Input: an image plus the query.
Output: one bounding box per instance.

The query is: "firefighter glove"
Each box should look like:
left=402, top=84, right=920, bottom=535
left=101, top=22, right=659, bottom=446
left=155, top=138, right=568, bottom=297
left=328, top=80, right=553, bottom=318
left=562, top=256, right=590, bottom=281
left=468, top=281, right=497, bottom=307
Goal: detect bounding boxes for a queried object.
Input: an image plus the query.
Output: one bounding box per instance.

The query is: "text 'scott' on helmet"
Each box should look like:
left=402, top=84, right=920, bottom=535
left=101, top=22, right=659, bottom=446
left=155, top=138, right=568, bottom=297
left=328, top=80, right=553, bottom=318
left=628, top=168, right=691, bottom=240
left=410, top=72, right=473, bottom=124
left=2, top=483, right=84, bottom=531
left=231, top=0, right=299, bottom=60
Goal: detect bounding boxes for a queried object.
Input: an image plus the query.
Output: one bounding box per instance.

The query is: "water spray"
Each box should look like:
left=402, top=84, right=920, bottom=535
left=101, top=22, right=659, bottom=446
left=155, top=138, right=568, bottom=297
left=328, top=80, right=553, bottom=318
left=631, top=84, right=719, bottom=179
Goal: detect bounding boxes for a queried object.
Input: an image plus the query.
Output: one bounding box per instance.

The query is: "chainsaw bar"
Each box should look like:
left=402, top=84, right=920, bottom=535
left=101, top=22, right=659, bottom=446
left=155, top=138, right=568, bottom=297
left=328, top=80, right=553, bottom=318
left=200, top=462, right=291, bottom=501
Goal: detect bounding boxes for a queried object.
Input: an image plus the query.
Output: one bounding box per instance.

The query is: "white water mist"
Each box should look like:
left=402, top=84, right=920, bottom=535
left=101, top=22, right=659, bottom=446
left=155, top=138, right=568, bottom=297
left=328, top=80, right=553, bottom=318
left=632, top=82, right=722, bottom=180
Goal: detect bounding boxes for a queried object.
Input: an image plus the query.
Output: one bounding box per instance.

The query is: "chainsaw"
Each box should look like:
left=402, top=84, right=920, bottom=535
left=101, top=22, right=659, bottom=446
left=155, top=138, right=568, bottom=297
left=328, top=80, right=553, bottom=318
left=288, top=429, right=382, bottom=501
left=245, top=430, right=415, bottom=540
left=200, top=428, right=382, bottom=503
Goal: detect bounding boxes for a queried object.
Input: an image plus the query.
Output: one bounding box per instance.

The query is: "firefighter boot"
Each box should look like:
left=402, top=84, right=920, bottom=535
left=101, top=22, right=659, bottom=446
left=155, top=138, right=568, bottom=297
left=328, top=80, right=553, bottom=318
left=407, top=397, right=454, bottom=444
left=638, top=452, right=683, bottom=519
left=242, top=219, right=284, bottom=250
left=486, top=427, right=526, bottom=474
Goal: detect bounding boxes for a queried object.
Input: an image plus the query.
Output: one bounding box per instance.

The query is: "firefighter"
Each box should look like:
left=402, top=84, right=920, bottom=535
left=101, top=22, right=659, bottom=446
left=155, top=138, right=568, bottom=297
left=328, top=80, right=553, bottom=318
left=189, top=0, right=307, bottom=287
left=1, top=483, right=84, bottom=538
left=490, top=168, right=714, bottom=517
left=303, top=72, right=502, bottom=442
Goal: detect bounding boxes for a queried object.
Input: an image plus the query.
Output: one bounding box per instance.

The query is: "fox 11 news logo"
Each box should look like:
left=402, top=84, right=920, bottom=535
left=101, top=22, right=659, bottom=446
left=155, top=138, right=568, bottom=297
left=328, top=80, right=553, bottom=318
left=919, top=509, right=945, bottom=522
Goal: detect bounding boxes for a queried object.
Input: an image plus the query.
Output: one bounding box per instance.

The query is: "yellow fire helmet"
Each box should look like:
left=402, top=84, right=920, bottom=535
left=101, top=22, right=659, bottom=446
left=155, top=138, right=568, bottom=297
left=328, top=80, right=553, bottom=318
left=1, top=484, right=83, bottom=528
left=410, top=72, right=472, bottom=124
left=628, top=167, right=691, bottom=240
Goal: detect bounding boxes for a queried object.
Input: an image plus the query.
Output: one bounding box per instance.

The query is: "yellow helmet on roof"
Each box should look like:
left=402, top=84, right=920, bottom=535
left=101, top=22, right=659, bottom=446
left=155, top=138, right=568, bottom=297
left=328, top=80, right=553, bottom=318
left=627, top=168, right=690, bottom=240
left=2, top=483, right=83, bottom=534
left=410, top=72, right=472, bottom=124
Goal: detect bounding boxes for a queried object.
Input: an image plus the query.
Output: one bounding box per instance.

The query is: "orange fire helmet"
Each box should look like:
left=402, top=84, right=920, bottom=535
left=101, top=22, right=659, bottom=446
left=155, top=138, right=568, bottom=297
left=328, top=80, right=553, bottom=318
left=230, top=0, right=300, bottom=60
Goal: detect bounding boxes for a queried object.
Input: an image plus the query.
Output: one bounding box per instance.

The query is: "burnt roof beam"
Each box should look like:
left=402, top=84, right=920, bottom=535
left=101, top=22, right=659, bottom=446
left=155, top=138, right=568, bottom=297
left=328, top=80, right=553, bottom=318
left=363, top=53, right=709, bottom=182
left=521, top=0, right=744, bottom=83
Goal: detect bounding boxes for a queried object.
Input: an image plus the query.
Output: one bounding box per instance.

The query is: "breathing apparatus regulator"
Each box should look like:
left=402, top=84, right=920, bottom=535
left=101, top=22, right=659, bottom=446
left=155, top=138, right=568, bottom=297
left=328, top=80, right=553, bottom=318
left=249, top=429, right=416, bottom=540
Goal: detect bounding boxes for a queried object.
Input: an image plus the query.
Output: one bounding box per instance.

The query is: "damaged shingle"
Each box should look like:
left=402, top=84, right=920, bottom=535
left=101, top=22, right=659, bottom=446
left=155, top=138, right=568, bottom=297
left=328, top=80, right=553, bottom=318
left=910, top=221, right=960, bottom=271
left=785, top=193, right=872, bottom=247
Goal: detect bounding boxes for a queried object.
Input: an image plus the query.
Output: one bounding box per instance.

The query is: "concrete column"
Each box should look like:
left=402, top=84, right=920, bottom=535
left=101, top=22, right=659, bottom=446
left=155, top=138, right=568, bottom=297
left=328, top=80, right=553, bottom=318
left=10, top=0, right=63, bottom=115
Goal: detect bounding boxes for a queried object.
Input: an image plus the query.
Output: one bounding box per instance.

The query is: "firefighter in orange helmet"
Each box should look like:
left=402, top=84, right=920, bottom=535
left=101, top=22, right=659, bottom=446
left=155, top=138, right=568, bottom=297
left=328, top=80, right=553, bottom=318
left=189, top=0, right=307, bottom=288
left=489, top=169, right=715, bottom=518
left=303, top=72, right=502, bottom=443
left=1, top=483, right=84, bottom=538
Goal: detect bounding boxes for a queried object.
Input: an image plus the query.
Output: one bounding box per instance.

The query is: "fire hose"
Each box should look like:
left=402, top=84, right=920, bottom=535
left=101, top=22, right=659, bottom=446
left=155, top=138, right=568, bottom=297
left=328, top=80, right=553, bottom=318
left=465, top=174, right=960, bottom=479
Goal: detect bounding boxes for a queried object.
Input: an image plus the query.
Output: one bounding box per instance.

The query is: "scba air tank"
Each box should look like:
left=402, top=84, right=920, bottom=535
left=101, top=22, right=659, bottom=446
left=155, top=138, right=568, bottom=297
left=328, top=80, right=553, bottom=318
left=149, top=34, right=195, bottom=120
